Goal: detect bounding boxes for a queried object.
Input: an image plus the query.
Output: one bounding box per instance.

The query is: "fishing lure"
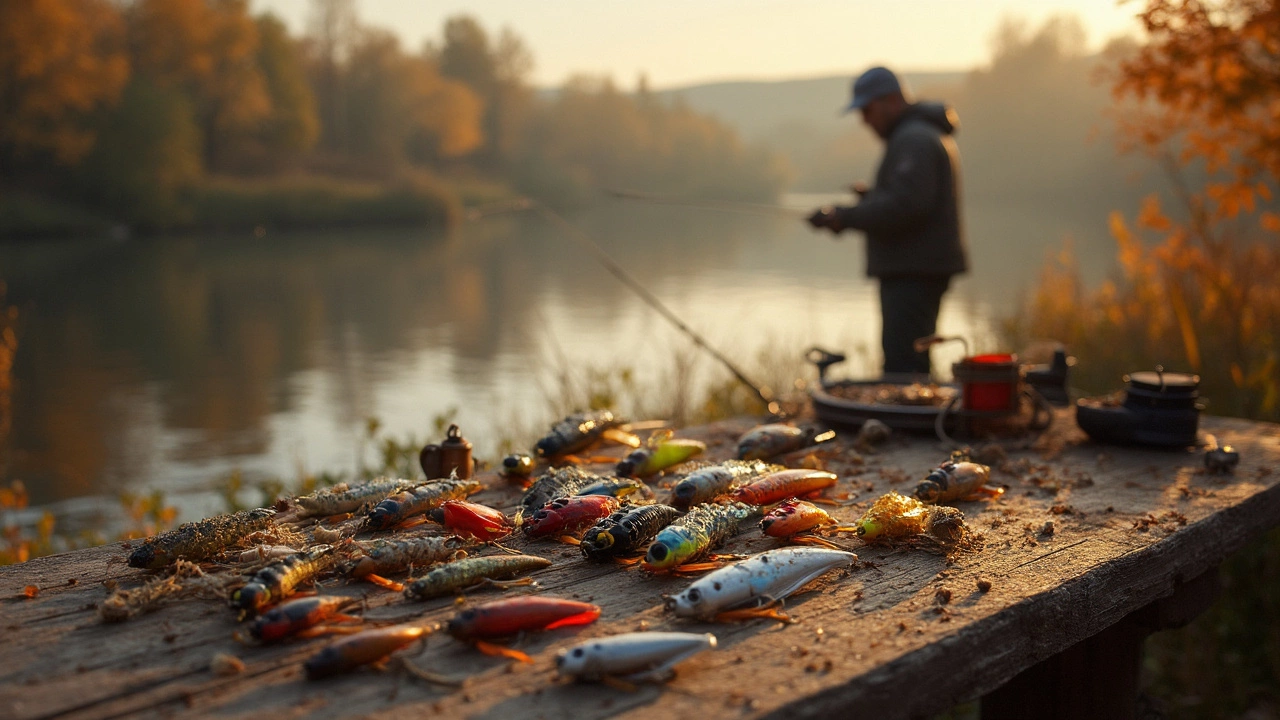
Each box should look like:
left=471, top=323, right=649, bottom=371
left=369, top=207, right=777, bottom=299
left=348, top=535, right=472, bottom=591
left=642, top=502, right=756, bottom=572
left=759, top=499, right=859, bottom=549
left=363, top=476, right=482, bottom=531
left=402, top=554, right=552, bottom=600
left=128, top=508, right=276, bottom=569
left=523, top=495, right=622, bottom=540
left=731, top=469, right=838, bottom=506
left=304, top=625, right=429, bottom=680
left=615, top=431, right=706, bottom=478
left=446, top=596, right=601, bottom=662
left=231, top=545, right=336, bottom=617
left=669, top=460, right=776, bottom=509
left=555, top=632, right=717, bottom=683
left=295, top=478, right=403, bottom=518
left=913, top=455, right=1000, bottom=503
left=534, top=410, right=634, bottom=460
left=855, top=491, right=969, bottom=543
left=665, top=548, right=857, bottom=622
left=574, top=477, right=655, bottom=501
left=580, top=504, right=683, bottom=562
left=245, top=595, right=361, bottom=643
left=520, top=466, right=606, bottom=515
left=736, top=424, right=835, bottom=461
left=430, top=500, right=513, bottom=540
left=500, top=453, right=537, bottom=485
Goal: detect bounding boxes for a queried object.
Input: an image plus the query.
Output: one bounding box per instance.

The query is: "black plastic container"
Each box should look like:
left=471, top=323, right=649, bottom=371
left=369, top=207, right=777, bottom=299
left=1024, top=349, right=1072, bottom=407
left=1075, top=368, right=1200, bottom=447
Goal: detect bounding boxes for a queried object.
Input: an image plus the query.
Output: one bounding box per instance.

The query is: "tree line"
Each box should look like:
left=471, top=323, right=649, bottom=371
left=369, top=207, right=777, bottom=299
left=0, top=0, right=788, bottom=234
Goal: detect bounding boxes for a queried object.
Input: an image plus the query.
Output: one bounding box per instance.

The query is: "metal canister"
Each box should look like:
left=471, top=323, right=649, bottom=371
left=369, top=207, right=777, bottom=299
left=419, top=424, right=474, bottom=479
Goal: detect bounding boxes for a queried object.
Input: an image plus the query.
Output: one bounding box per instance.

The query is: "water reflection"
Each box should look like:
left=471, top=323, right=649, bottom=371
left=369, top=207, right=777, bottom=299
left=0, top=198, right=1120, bottom=525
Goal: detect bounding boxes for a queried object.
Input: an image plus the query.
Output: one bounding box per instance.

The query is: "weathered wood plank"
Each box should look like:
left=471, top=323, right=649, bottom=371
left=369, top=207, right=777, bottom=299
left=2, top=413, right=1277, bottom=720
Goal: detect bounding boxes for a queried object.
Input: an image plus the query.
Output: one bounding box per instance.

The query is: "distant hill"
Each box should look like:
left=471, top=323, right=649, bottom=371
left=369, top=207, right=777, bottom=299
left=651, top=72, right=969, bottom=190
left=653, top=71, right=967, bottom=142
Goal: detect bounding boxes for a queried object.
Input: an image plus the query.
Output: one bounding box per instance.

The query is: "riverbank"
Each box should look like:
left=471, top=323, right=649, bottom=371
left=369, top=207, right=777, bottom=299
left=0, top=174, right=521, bottom=241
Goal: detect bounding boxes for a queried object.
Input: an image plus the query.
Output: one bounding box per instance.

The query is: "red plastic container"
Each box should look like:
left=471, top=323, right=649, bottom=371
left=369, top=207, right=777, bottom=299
left=953, top=354, right=1020, bottom=412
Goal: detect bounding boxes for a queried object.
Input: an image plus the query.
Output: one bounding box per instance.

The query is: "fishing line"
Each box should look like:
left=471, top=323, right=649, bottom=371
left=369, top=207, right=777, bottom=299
left=462, top=196, right=782, bottom=415
left=605, top=187, right=809, bottom=218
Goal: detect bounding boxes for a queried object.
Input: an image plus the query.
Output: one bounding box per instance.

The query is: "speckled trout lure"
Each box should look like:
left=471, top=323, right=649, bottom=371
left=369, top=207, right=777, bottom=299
left=295, top=478, right=404, bottom=518
left=363, top=476, right=482, bottom=531
left=520, top=466, right=606, bottom=515
left=641, top=502, right=757, bottom=572
left=402, top=554, right=552, bottom=600
left=128, top=508, right=276, bottom=569
left=669, top=460, right=778, bottom=509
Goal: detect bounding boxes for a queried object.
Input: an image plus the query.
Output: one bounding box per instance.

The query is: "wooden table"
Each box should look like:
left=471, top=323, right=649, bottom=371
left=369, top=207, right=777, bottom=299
left=2, top=411, right=1277, bottom=720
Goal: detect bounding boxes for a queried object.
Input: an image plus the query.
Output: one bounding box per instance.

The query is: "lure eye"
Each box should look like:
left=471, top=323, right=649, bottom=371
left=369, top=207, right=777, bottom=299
left=686, top=588, right=701, bottom=602
left=647, top=544, right=668, bottom=562
left=572, top=648, right=585, bottom=658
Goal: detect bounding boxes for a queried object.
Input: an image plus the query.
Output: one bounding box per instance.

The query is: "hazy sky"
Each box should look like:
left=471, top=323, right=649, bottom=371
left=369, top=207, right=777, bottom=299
left=252, top=1, right=1145, bottom=88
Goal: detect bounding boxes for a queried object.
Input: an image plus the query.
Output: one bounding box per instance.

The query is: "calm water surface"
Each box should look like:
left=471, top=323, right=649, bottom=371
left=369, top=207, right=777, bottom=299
left=0, top=196, right=1119, bottom=532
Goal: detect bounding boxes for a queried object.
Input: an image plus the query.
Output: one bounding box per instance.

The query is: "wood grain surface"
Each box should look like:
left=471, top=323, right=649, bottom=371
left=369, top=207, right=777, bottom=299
left=2, top=411, right=1277, bottom=720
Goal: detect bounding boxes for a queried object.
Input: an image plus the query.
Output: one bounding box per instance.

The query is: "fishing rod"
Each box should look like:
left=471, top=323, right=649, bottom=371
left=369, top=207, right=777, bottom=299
left=604, top=187, right=810, bottom=218
left=462, top=196, right=783, bottom=416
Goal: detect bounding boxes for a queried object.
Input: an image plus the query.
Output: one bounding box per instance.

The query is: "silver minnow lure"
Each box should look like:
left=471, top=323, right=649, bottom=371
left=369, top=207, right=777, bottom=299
left=665, top=547, right=857, bottom=620
left=555, top=631, right=717, bottom=682
left=296, top=478, right=404, bottom=517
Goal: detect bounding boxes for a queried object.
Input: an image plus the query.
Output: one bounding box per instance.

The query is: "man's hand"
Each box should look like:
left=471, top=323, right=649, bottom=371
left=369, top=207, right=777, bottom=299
left=806, top=206, right=843, bottom=233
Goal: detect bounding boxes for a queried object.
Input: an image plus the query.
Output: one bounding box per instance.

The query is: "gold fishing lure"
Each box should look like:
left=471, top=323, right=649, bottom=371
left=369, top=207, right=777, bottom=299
left=128, top=508, right=276, bottom=569
left=402, top=554, right=553, bottom=600
left=855, top=492, right=969, bottom=544
left=231, top=545, right=336, bottom=617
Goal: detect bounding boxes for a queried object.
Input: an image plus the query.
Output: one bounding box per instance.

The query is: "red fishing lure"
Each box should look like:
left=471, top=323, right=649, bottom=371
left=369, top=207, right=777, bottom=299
left=446, top=596, right=601, bottom=662
left=434, top=500, right=513, bottom=539
left=522, top=495, right=621, bottom=539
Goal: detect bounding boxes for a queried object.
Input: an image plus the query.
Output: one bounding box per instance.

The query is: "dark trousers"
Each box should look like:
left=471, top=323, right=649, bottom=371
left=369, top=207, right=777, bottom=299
left=878, top=275, right=951, bottom=376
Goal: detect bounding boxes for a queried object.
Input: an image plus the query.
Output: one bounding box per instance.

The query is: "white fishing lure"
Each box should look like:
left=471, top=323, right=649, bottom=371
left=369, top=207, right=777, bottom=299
left=555, top=631, right=717, bottom=682
left=665, top=547, right=856, bottom=620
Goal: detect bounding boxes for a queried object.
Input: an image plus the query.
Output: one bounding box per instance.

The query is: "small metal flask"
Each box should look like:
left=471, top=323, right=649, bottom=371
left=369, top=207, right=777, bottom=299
left=419, top=424, right=474, bottom=479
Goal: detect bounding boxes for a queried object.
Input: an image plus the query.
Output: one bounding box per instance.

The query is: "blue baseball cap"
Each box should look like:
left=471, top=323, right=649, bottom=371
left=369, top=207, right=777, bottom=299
left=844, top=66, right=902, bottom=113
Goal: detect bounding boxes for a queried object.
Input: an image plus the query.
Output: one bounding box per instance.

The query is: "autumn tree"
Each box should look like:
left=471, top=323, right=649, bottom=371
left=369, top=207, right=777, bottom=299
left=1017, top=0, right=1280, bottom=420
left=433, top=16, right=534, bottom=168
left=0, top=0, right=129, bottom=175
left=241, top=13, right=320, bottom=170
left=343, top=30, right=482, bottom=167
left=126, top=0, right=271, bottom=171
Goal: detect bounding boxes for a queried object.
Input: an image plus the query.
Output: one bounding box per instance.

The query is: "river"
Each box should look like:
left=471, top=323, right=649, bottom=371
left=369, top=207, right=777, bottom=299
left=0, top=194, right=1120, bottom=534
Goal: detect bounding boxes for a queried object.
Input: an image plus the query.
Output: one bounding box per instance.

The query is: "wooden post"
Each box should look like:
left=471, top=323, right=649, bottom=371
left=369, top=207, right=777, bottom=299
left=981, top=567, right=1221, bottom=720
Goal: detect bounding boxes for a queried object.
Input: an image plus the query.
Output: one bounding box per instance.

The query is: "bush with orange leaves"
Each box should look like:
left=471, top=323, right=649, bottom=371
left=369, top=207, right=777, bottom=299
left=1009, top=0, right=1280, bottom=422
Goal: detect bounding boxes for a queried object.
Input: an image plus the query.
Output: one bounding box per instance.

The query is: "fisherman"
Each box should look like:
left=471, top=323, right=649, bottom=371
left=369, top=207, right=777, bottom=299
left=807, top=66, right=968, bottom=377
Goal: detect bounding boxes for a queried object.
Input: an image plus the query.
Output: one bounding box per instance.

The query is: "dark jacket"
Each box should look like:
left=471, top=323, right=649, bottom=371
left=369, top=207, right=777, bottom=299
left=834, top=102, right=967, bottom=278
